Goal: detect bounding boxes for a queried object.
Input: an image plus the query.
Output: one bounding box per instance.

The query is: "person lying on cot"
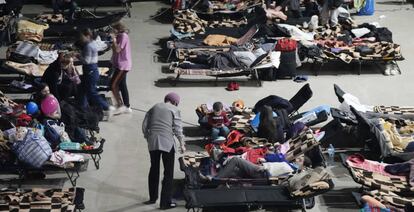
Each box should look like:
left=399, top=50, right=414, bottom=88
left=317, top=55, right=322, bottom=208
left=199, top=152, right=310, bottom=181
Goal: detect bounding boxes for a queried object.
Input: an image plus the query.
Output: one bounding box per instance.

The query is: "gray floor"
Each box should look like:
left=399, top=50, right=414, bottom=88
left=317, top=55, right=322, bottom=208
left=2, top=1, right=414, bottom=212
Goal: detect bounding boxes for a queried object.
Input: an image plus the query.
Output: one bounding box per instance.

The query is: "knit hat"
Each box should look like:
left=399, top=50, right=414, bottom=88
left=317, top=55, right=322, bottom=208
left=164, top=92, right=180, bottom=105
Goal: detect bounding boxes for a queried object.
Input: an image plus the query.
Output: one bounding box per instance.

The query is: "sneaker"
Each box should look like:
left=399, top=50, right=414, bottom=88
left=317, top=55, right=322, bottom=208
left=383, top=65, right=391, bottom=76
left=233, top=82, right=240, bottom=90
left=114, top=106, right=126, bottom=115
left=390, top=63, right=401, bottom=75
left=124, top=107, right=133, bottom=114
left=226, top=82, right=235, bottom=91
left=105, top=106, right=116, bottom=120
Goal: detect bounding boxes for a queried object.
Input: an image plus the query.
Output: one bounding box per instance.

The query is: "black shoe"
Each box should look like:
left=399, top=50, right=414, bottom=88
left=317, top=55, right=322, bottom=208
left=143, top=200, right=156, bottom=205
left=160, top=203, right=176, bottom=210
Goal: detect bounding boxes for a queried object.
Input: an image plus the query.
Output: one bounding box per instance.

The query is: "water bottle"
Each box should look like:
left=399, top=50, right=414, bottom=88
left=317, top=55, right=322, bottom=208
left=327, top=144, right=335, bottom=166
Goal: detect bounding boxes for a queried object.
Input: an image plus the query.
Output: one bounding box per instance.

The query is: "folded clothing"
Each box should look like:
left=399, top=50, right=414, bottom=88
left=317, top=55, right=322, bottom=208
left=50, top=150, right=84, bottom=167
left=14, top=41, right=39, bottom=59
left=203, top=34, right=238, bottom=46
left=38, top=49, right=58, bottom=65
left=263, top=162, right=294, bottom=177
left=17, top=20, right=49, bottom=42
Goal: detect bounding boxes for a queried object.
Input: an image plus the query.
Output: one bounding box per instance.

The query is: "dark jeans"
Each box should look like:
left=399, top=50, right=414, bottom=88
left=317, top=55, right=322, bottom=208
left=59, top=81, right=78, bottom=101
left=216, top=157, right=266, bottom=179
left=148, top=148, right=175, bottom=207
left=110, top=69, right=130, bottom=107
left=79, top=64, right=109, bottom=111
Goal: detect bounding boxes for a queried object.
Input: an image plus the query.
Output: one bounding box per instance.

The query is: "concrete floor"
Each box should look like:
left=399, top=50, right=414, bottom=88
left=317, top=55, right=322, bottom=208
left=2, top=1, right=414, bottom=212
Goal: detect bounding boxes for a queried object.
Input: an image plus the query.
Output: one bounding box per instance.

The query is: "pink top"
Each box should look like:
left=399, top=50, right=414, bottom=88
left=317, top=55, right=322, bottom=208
left=112, top=32, right=132, bottom=71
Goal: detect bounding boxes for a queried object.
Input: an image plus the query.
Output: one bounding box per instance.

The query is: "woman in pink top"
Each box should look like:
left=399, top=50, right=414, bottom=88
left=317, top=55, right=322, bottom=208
left=110, top=22, right=132, bottom=114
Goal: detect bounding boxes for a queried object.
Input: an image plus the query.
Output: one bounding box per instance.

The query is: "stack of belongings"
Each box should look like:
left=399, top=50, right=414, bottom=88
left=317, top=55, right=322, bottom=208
left=298, top=21, right=402, bottom=64
left=169, top=29, right=281, bottom=78
left=190, top=95, right=332, bottom=194
left=172, top=10, right=248, bottom=39
left=33, top=13, right=110, bottom=54
left=5, top=40, right=58, bottom=77
left=335, top=86, right=414, bottom=161
left=355, top=110, right=414, bottom=162
left=181, top=127, right=333, bottom=203
left=3, top=19, right=56, bottom=77
left=344, top=154, right=414, bottom=212
left=188, top=0, right=263, bottom=13
left=0, top=187, right=85, bottom=211
left=0, top=91, right=102, bottom=172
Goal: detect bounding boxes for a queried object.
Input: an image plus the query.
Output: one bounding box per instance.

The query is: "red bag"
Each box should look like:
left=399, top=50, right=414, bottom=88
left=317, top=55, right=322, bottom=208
left=275, top=38, right=297, bottom=52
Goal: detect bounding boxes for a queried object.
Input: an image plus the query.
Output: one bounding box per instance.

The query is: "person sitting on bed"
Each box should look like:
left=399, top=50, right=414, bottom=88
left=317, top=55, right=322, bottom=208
left=41, top=54, right=80, bottom=102
left=52, top=0, right=77, bottom=22
left=208, top=102, right=230, bottom=140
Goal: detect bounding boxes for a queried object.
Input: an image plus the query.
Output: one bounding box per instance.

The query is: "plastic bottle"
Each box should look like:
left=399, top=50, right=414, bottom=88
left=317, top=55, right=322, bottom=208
left=327, top=144, right=335, bottom=166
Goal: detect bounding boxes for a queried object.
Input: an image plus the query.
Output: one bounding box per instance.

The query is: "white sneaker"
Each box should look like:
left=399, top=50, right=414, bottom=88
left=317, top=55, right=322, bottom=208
left=105, top=106, right=116, bottom=120
left=124, top=107, right=133, bottom=114
left=114, top=106, right=126, bottom=115
left=383, top=65, right=391, bottom=76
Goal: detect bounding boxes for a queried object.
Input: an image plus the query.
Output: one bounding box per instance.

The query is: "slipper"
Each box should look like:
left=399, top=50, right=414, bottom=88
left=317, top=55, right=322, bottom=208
left=226, top=82, right=239, bottom=91
left=233, top=82, right=240, bottom=90
left=293, top=75, right=308, bottom=83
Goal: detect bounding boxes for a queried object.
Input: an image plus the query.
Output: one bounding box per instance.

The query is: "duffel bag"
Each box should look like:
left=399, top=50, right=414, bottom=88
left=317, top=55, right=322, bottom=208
left=12, top=127, right=52, bottom=168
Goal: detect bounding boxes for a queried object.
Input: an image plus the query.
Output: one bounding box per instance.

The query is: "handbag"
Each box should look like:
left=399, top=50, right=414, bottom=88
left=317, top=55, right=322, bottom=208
left=275, top=38, right=297, bottom=52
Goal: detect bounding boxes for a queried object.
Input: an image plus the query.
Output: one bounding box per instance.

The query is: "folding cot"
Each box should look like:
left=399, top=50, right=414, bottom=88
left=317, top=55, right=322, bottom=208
left=0, top=160, right=88, bottom=187
left=179, top=129, right=334, bottom=212
left=171, top=50, right=278, bottom=86
left=340, top=153, right=414, bottom=211
left=42, top=11, right=126, bottom=36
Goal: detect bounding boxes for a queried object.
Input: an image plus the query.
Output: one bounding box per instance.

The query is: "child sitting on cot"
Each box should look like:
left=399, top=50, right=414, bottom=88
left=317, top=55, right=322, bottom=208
left=208, top=102, right=230, bottom=140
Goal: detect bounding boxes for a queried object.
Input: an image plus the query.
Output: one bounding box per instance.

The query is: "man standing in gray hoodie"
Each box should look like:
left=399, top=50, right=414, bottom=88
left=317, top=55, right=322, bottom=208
left=142, top=92, right=185, bottom=210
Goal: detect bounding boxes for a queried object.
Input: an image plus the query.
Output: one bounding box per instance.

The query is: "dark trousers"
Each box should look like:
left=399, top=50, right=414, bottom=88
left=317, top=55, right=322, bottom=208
left=216, top=157, right=265, bottom=179
left=110, top=69, right=130, bottom=107
left=79, top=64, right=109, bottom=111
left=148, top=148, right=175, bottom=206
